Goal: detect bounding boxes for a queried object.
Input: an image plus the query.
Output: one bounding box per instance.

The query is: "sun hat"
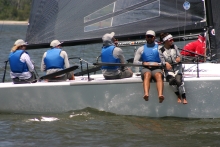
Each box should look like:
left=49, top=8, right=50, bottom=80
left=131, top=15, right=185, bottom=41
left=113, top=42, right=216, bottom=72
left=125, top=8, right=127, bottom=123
left=146, top=30, right=155, bottom=36
left=102, top=32, right=115, bottom=42
left=14, top=39, right=28, bottom=46
left=50, top=40, right=63, bottom=47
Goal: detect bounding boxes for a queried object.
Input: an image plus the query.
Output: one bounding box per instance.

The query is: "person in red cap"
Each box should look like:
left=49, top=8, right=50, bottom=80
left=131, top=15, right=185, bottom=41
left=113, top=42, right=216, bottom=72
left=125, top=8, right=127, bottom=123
left=180, top=33, right=206, bottom=57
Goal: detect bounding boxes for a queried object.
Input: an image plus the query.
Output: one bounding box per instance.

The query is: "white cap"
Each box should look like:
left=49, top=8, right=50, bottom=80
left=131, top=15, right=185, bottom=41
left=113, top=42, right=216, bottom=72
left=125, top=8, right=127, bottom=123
left=50, top=40, right=62, bottom=47
left=102, top=32, right=115, bottom=42
left=146, top=30, right=155, bottom=36
left=14, top=39, right=28, bottom=46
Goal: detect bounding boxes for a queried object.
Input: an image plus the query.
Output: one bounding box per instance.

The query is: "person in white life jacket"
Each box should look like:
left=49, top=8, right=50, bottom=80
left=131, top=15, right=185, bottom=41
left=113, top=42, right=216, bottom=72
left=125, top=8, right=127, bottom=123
left=133, top=30, right=166, bottom=103
left=101, top=32, right=133, bottom=80
left=8, top=39, right=36, bottom=84
left=159, top=33, right=187, bottom=104
left=41, top=40, right=75, bottom=82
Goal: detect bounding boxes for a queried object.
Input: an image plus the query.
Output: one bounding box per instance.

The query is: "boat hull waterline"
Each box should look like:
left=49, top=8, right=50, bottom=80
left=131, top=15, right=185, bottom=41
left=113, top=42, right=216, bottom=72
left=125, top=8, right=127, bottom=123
left=0, top=63, right=220, bottom=118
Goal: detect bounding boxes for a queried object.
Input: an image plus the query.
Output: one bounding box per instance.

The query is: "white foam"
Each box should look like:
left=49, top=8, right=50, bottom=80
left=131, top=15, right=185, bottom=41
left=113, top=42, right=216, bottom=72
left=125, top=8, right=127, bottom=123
left=27, top=117, right=59, bottom=122
left=69, top=112, right=90, bottom=118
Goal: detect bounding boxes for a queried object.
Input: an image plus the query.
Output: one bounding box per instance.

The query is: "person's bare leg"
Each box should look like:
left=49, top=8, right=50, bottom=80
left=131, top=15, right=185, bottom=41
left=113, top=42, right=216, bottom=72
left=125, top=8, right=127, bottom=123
left=175, top=91, right=181, bottom=103
left=182, top=93, right=187, bottom=104
left=183, top=98, right=188, bottom=104
left=143, top=72, right=151, bottom=101
left=70, top=74, right=75, bottom=80
left=177, top=97, right=182, bottom=103
left=154, top=72, right=164, bottom=103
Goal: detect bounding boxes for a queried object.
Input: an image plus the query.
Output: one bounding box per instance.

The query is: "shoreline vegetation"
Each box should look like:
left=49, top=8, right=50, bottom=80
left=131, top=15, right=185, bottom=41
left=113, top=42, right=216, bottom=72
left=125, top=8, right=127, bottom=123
left=0, top=20, right=28, bottom=25
left=0, top=0, right=31, bottom=21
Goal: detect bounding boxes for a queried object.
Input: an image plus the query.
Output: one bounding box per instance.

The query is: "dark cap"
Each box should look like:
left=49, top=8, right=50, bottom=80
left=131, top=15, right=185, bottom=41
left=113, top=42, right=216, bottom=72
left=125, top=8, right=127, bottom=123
left=199, top=33, right=205, bottom=37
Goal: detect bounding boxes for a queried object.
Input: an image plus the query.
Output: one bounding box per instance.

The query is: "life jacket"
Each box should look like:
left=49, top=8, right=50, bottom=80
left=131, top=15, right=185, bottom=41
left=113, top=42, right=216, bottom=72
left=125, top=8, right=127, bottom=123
left=44, top=48, right=64, bottom=70
left=101, top=45, right=120, bottom=69
left=9, top=50, right=29, bottom=73
left=141, top=43, right=160, bottom=62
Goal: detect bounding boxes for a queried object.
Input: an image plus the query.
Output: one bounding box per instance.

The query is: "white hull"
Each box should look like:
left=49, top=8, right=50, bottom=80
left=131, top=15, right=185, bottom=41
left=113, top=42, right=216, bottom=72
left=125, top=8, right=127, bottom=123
left=0, top=63, right=220, bottom=118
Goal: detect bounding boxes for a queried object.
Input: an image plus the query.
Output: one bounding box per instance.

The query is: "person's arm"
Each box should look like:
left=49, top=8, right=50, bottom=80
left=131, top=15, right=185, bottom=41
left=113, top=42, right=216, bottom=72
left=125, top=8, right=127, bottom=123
left=41, top=52, right=46, bottom=72
left=60, top=50, right=75, bottom=80
left=113, top=47, right=126, bottom=63
left=133, top=46, right=143, bottom=64
left=22, top=53, right=34, bottom=72
left=158, top=47, right=172, bottom=70
left=174, top=45, right=181, bottom=63
left=60, top=50, right=70, bottom=68
left=158, top=48, right=166, bottom=66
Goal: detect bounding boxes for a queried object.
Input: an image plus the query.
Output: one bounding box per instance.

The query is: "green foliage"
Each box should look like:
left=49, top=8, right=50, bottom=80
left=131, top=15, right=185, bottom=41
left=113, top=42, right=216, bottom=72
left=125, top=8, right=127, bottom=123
left=0, top=0, right=32, bottom=21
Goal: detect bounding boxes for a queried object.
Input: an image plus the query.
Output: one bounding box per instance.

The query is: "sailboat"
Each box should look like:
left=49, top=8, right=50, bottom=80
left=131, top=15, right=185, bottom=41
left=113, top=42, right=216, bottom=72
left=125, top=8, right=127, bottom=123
left=0, top=0, right=220, bottom=118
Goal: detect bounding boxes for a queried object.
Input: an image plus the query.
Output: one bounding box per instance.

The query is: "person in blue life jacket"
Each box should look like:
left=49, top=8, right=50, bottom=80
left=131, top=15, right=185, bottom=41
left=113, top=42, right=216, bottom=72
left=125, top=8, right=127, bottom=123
left=9, top=39, right=36, bottom=84
left=101, top=32, right=133, bottom=80
left=133, top=30, right=172, bottom=103
left=41, top=40, right=75, bottom=81
left=159, top=33, right=187, bottom=104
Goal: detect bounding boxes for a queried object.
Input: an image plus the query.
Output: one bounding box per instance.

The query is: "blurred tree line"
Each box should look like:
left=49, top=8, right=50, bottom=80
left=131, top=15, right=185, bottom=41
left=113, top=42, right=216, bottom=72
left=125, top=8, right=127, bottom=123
left=0, top=0, right=32, bottom=21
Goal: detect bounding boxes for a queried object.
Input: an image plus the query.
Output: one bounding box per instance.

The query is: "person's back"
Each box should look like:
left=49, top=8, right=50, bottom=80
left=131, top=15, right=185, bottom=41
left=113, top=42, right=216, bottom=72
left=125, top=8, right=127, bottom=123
left=181, top=33, right=206, bottom=57
left=41, top=40, right=75, bottom=81
left=9, top=39, right=36, bottom=84
left=101, top=32, right=133, bottom=80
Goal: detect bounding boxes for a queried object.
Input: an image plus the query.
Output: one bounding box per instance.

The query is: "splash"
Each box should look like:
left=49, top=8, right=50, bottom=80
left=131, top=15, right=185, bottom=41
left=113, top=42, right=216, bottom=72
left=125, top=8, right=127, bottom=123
left=69, top=112, right=90, bottom=118
left=27, top=117, right=59, bottom=122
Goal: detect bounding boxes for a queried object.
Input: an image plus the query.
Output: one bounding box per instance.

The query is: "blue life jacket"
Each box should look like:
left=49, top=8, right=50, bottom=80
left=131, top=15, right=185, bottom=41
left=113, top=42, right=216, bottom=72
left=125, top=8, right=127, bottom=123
left=101, top=45, right=120, bottom=70
left=141, top=43, right=161, bottom=62
left=44, top=48, right=64, bottom=70
left=9, top=50, right=29, bottom=73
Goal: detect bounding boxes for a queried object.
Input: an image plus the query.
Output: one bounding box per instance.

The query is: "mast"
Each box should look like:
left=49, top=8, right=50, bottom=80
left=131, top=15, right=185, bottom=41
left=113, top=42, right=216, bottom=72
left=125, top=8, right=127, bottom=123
left=205, top=0, right=217, bottom=61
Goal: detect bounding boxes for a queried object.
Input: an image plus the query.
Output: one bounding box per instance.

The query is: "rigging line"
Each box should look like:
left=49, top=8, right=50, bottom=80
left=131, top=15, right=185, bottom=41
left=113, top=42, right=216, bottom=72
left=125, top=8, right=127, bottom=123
left=175, top=0, right=181, bottom=43
left=183, top=0, right=187, bottom=43
left=203, top=0, right=211, bottom=59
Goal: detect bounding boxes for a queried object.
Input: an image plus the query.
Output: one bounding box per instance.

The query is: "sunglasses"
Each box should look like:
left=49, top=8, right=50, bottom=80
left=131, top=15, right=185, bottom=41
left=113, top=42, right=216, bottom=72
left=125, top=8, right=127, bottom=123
left=146, top=35, right=154, bottom=38
left=168, top=39, right=174, bottom=42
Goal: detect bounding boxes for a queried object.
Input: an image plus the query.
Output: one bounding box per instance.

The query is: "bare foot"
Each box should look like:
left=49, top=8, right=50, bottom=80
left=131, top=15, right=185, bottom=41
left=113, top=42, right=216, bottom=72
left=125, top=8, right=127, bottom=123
left=143, top=95, right=149, bottom=101
left=177, top=98, right=181, bottom=103
left=183, top=99, right=188, bottom=104
left=159, top=95, right=164, bottom=103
